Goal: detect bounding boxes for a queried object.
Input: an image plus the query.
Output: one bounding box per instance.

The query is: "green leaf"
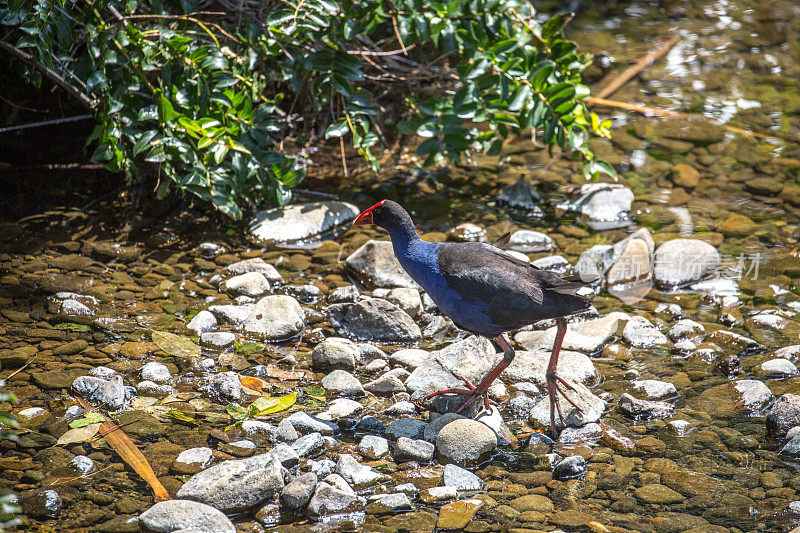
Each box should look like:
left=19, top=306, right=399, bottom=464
left=530, top=60, right=555, bottom=90
left=508, top=85, right=531, bottom=112
left=157, top=96, right=177, bottom=123
left=325, top=118, right=349, bottom=139
left=68, top=412, right=106, bottom=428
left=417, top=122, right=438, bottom=138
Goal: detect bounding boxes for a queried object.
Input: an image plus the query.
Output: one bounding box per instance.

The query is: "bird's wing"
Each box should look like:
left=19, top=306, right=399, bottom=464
left=490, top=232, right=512, bottom=249
left=436, top=242, right=590, bottom=330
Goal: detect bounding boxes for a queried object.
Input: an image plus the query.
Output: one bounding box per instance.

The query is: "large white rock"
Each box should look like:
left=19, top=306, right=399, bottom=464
left=242, top=295, right=305, bottom=339
left=514, top=312, right=628, bottom=354
left=249, top=201, right=359, bottom=244
left=653, top=239, right=720, bottom=289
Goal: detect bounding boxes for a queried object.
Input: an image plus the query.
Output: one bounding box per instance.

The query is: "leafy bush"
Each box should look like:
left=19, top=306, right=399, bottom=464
left=1, top=0, right=614, bottom=218
left=0, top=381, right=20, bottom=531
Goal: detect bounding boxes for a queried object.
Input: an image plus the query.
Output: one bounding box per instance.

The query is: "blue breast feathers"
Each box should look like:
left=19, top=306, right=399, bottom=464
left=396, top=240, right=497, bottom=335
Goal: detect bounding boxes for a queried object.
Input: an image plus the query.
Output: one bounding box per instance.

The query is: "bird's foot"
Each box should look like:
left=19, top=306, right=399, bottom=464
left=545, top=372, right=583, bottom=438
left=420, top=379, right=491, bottom=415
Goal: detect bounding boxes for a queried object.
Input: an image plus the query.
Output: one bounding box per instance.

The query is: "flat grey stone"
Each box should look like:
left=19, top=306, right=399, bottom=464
left=443, top=463, right=483, bottom=491
left=393, top=437, right=434, bottom=463
left=175, top=454, right=284, bottom=513
left=327, top=298, right=421, bottom=342
left=345, top=240, right=417, bottom=288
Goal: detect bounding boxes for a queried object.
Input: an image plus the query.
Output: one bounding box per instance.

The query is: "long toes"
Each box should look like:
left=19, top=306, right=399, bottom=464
left=555, top=375, right=576, bottom=391
left=458, top=376, right=477, bottom=390
left=423, top=388, right=474, bottom=400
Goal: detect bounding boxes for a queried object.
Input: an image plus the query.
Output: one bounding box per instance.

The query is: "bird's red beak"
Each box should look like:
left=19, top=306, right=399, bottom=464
left=354, top=209, right=373, bottom=226
left=354, top=200, right=385, bottom=226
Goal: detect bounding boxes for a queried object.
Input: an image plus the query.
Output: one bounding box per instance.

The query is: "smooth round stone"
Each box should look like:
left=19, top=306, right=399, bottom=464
left=138, top=499, right=235, bottom=533
left=385, top=288, right=423, bottom=318
left=760, top=358, right=799, bottom=378
left=140, top=362, right=172, bottom=383
left=321, top=370, right=365, bottom=397
left=450, top=223, right=486, bottom=242
left=363, top=359, right=388, bottom=373
left=219, top=272, right=271, bottom=297
left=241, top=421, right=277, bottom=443
left=18, top=407, right=48, bottom=420
left=508, top=230, right=553, bottom=253
left=242, top=295, right=305, bottom=339
left=323, top=398, right=363, bottom=419
left=385, top=418, right=427, bottom=441
left=311, top=338, right=358, bottom=371
left=393, top=437, right=435, bottom=463
left=200, top=332, right=236, bottom=350
left=435, top=419, right=497, bottom=466
left=187, top=310, right=218, bottom=334
left=173, top=447, right=214, bottom=475
left=329, top=285, right=360, bottom=303
left=531, top=255, right=571, bottom=273
left=385, top=401, right=416, bottom=415
left=635, top=484, right=685, bottom=504
left=509, top=494, right=554, bottom=513
left=552, top=455, right=586, bottom=480
left=632, top=379, right=677, bottom=399
left=653, top=239, right=720, bottom=289
left=70, top=455, right=95, bottom=474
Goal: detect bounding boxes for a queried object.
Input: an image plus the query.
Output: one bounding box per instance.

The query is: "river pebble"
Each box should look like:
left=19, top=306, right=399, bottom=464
left=327, top=298, right=422, bottom=342
left=138, top=500, right=236, bottom=533
left=175, top=454, right=284, bottom=513
left=435, top=419, right=497, bottom=466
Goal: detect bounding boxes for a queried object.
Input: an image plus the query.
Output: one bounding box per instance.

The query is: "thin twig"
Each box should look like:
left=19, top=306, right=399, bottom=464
left=391, top=16, right=408, bottom=55
left=0, top=41, right=94, bottom=109
left=339, top=136, right=349, bottom=177
left=347, top=43, right=416, bottom=56
left=586, top=96, right=800, bottom=143
left=119, top=12, right=238, bottom=42
left=293, top=188, right=338, bottom=199
left=593, top=36, right=680, bottom=100
left=0, top=114, right=93, bottom=134
left=0, top=92, right=47, bottom=112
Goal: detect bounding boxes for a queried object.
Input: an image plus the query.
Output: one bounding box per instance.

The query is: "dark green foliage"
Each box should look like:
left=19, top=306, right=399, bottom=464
left=1, top=0, right=614, bottom=218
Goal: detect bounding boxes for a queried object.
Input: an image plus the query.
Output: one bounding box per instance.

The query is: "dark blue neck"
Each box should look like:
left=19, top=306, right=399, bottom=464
left=382, top=216, right=420, bottom=255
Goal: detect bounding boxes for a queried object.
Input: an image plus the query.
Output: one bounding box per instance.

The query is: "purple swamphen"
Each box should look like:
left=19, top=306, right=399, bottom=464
left=354, top=200, right=593, bottom=435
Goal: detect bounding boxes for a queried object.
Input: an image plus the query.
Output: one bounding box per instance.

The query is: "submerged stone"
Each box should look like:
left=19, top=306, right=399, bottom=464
left=249, top=201, right=359, bottom=245
left=556, top=183, right=635, bottom=230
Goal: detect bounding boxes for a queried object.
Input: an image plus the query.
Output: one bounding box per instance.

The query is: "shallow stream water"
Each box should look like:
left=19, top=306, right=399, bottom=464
left=3, top=1, right=800, bottom=532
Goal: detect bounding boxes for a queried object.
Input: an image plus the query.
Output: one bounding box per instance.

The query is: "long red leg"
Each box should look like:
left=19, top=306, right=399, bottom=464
left=546, top=317, right=583, bottom=436
left=423, top=333, right=515, bottom=413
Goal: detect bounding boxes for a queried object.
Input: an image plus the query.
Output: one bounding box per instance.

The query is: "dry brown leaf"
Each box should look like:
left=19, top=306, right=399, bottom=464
left=265, top=366, right=310, bottom=380
left=75, top=396, right=170, bottom=501
left=57, top=423, right=102, bottom=445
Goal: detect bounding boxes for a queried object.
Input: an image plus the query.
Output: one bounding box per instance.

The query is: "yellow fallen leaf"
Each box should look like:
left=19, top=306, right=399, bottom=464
left=253, top=391, right=297, bottom=417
